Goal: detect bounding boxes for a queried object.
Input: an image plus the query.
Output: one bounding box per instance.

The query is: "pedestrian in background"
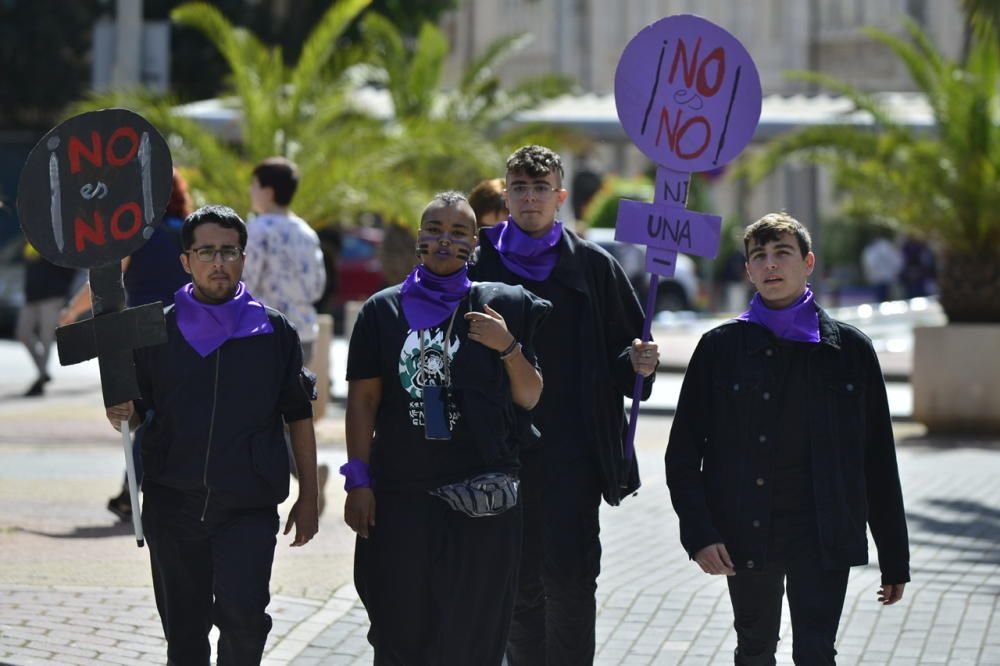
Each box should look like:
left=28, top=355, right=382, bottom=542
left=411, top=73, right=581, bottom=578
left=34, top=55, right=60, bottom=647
left=468, top=177, right=508, bottom=229
left=666, top=212, right=909, bottom=665
left=17, top=243, right=77, bottom=396
left=243, top=156, right=330, bottom=512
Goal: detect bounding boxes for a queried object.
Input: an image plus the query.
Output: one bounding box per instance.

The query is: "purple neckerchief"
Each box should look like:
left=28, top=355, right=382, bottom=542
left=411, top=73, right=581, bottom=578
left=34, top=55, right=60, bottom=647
left=399, top=264, right=471, bottom=331
left=174, top=281, right=274, bottom=357
left=735, top=287, right=821, bottom=343
left=481, top=216, right=563, bottom=281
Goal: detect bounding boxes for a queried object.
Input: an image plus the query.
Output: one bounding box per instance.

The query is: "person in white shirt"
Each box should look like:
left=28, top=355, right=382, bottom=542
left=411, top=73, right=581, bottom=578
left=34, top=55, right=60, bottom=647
left=245, top=157, right=327, bottom=360
left=245, top=157, right=330, bottom=512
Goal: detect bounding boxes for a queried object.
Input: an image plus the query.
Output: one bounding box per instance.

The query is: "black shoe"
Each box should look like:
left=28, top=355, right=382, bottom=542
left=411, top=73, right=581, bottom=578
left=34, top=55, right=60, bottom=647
left=107, top=490, right=132, bottom=522
left=23, top=378, right=46, bottom=397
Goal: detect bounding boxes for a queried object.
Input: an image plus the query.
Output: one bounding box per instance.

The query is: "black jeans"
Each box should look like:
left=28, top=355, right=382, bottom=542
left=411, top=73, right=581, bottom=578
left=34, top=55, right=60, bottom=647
left=355, top=488, right=521, bottom=666
left=726, top=524, right=849, bottom=665
left=507, top=449, right=603, bottom=666
left=142, top=484, right=279, bottom=666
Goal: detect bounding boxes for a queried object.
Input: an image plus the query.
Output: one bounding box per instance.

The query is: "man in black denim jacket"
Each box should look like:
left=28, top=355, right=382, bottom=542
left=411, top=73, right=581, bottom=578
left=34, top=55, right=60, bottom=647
left=666, top=212, right=909, bottom=665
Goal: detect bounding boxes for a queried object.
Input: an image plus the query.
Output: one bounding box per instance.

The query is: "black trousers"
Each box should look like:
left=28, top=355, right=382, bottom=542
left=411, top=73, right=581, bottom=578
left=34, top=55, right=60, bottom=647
left=507, top=449, right=603, bottom=666
left=142, top=485, right=279, bottom=666
left=726, top=523, right=850, bottom=665
left=355, top=487, right=522, bottom=666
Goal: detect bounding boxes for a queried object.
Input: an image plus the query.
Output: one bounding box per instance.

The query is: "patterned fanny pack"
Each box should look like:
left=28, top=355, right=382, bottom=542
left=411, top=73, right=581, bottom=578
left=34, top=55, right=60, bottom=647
left=429, top=472, right=519, bottom=518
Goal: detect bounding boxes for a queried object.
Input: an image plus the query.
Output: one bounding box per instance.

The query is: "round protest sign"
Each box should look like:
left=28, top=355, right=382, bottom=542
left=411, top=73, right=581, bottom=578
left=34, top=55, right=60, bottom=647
left=614, top=14, right=762, bottom=173
left=17, top=109, right=173, bottom=269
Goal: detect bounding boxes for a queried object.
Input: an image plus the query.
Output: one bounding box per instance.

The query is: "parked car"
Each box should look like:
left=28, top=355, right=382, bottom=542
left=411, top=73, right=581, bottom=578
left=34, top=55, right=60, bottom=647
left=583, top=227, right=699, bottom=312
left=317, top=226, right=386, bottom=333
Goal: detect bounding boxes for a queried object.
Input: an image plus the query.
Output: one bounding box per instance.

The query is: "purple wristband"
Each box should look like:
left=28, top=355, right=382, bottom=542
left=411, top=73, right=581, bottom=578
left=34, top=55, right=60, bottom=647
left=339, top=458, right=372, bottom=491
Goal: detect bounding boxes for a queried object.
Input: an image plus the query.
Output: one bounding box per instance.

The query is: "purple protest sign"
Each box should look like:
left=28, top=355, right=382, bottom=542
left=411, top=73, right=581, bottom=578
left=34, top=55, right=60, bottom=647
left=615, top=199, right=722, bottom=258
left=614, top=16, right=762, bottom=461
left=614, top=14, right=762, bottom=173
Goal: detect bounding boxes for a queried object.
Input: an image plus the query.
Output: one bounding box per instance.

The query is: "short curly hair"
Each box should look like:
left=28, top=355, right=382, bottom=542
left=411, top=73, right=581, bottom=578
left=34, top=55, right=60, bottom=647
left=505, top=145, right=564, bottom=183
left=743, top=212, right=812, bottom=259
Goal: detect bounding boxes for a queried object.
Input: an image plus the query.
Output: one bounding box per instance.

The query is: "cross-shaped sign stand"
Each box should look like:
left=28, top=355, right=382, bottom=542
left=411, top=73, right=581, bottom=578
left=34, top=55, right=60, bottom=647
left=17, top=109, right=174, bottom=546
left=617, top=167, right=722, bottom=460
left=57, top=264, right=166, bottom=406
left=613, top=14, right=762, bottom=460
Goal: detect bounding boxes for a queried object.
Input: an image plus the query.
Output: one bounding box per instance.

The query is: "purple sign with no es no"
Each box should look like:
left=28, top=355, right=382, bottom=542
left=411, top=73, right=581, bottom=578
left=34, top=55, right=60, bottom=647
left=613, top=15, right=762, bottom=461
left=614, top=14, right=761, bottom=173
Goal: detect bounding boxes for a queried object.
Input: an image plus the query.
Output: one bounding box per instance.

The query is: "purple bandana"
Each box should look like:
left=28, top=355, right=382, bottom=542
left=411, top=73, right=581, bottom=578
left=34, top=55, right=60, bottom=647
left=174, top=281, right=274, bottom=357
left=399, top=264, right=471, bottom=331
left=735, top=286, right=820, bottom=343
left=481, top=216, right=563, bottom=281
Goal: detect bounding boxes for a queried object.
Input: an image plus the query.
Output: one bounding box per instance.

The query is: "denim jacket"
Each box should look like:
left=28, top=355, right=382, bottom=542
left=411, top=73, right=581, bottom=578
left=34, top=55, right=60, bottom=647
left=665, top=307, right=910, bottom=584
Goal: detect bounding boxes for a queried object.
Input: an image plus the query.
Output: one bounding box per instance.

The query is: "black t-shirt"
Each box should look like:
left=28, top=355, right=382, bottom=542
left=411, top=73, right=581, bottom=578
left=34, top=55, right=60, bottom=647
left=522, top=276, right=593, bottom=460
left=346, top=283, right=550, bottom=491
left=769, top=339, right=819, bottom=551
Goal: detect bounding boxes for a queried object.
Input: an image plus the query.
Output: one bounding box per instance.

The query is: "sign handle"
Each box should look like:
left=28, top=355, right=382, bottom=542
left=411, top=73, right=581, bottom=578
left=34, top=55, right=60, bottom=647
left=624, top=274, right=660, bottom=461
left=121, top=421, right=144, bottom=547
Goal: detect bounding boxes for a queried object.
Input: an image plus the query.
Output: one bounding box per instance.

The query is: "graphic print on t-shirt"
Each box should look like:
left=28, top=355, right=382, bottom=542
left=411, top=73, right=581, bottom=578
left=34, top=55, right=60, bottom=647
left=398, top=328, right=461, bottom=428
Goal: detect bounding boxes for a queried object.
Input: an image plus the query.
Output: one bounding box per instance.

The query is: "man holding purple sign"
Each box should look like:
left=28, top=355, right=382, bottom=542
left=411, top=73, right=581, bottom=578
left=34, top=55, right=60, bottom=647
left=666, top=213, right=910, bottom=665
left=471, top=145, right=658, bottom=665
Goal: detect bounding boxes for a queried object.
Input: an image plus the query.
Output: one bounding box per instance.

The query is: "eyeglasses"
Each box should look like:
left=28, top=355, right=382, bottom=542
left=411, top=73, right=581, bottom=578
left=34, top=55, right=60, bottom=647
left=507, top=184, right=561, bottom=199
left=187, top=246, right=244, bottom=263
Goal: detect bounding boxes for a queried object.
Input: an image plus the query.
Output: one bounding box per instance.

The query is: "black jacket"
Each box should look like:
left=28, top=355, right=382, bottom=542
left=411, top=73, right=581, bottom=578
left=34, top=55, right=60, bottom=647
left=134, top=305, right=315, bottom=509
left=472, top=226, right=654, bottom=505
left=665, top=308, right=910, bottom=583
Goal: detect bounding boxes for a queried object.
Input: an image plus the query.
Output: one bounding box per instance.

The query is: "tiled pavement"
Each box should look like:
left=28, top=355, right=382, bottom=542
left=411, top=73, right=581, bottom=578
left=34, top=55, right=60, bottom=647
left=2, top=439, right=998, bottom=665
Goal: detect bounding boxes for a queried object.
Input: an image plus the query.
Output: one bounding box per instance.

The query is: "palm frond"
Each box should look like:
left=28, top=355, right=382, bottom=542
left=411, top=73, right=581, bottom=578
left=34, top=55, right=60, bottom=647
left=288, top=0, right=372, bottom=121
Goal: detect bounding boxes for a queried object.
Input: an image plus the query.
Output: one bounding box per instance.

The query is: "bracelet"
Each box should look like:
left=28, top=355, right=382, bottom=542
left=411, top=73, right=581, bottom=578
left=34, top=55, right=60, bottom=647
left=500, top=342, right=522, bottom=361
left=499, top=338, right=518, bottom=357
left=339, top=458, right=372, bottom=491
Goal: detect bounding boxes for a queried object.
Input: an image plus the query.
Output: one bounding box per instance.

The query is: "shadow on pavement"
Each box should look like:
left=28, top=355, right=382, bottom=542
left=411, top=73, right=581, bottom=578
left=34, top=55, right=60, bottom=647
left=906, top=498, right=1000, bottom=566
left=17, top=522, right=134, bottom=539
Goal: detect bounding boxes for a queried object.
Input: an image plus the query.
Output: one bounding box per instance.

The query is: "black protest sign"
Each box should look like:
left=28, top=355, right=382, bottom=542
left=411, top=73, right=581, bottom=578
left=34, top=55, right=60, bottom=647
left=17, top=108, right=173, bottom=269
left=17, top=109, right=173, bottom=408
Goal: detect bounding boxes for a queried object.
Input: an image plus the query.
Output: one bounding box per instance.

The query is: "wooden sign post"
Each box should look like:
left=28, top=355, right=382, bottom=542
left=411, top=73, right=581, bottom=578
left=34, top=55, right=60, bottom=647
left=17, top=109, right=174, bottom=545
left=614, top=15, right=762, bottom=460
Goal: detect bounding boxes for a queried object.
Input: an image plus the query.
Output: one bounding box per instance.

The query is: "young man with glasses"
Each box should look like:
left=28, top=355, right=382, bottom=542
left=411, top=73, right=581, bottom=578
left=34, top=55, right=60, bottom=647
left=106, top=205, right=320, bottom=665
left=471, top=145, right=659, bottom=665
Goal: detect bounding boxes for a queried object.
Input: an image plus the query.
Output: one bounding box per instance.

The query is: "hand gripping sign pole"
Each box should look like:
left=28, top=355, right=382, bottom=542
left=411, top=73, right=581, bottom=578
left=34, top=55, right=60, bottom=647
left=614, top=15, right=762, bottom=460
left=17, top=109, right=174, bottom=546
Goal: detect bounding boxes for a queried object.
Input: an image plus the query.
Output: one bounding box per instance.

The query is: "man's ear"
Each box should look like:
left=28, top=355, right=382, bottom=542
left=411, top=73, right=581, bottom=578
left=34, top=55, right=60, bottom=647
left=557, top=188, right=569, bottom=207
left=805, top=251, right=816, bottom=275
left=180, top=253, right=192, bottom=275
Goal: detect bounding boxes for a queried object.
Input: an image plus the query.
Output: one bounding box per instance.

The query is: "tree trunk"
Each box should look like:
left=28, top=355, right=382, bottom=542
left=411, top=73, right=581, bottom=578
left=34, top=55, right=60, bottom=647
left=937, top=248, right=1000, bottom=323
left=380, top=224, right=418, bottom=287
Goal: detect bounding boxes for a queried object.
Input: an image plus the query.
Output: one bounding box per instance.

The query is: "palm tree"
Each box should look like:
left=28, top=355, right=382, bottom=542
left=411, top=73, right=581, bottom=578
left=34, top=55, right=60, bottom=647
left=72, top=0, right=432, bottom=227
left=358, top=14, right=579, bottom=282
left=743, top=19, right=1000, bottom=323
